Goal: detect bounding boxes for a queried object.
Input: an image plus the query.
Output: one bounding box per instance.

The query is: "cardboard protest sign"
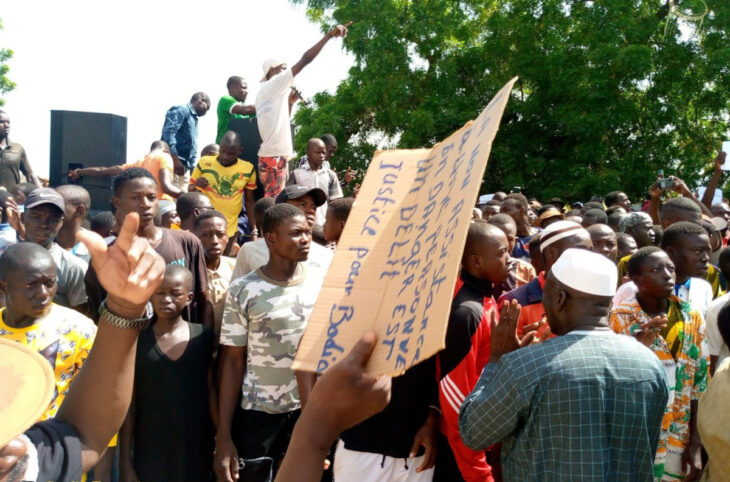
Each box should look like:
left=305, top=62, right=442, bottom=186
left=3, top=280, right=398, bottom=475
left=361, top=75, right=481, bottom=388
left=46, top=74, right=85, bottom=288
left=293, top=77, right=518, bottom=376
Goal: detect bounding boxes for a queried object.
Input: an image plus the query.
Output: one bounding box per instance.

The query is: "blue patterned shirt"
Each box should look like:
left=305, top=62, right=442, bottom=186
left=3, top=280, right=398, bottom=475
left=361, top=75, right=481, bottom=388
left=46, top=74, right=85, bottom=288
left=459, top=330, right=668, bottom=481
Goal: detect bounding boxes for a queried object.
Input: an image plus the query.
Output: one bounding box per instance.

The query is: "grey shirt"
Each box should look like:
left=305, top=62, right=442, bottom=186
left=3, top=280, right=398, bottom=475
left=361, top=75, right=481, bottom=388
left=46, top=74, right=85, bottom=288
left=49, top=243, right=88, bottom=308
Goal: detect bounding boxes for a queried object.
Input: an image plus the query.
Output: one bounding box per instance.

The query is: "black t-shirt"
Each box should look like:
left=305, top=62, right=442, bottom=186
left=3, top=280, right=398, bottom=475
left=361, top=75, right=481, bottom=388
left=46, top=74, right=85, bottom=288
left=23, top=419, right=83, bottom=482
left=132, top=323, right=215, bottom=481
left=84, top=228, right=209, bottom=322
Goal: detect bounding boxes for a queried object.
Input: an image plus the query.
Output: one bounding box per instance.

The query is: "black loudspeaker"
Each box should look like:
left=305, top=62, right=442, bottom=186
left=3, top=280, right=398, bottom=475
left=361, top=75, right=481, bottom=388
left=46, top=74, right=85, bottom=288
left=226, top=117, right=296, bottom=201
left=49, top=110, right=127, bottom=211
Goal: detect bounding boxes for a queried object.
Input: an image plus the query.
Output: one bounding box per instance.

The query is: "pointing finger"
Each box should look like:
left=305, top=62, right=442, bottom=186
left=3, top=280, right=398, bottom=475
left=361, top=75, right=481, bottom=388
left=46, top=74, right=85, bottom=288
left=115, top=212, right=140, bottom=254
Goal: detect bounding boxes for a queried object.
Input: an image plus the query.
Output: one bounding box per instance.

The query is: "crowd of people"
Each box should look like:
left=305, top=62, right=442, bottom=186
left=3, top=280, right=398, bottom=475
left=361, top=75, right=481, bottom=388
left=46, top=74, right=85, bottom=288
left=2, top=18, right=730, bottom=482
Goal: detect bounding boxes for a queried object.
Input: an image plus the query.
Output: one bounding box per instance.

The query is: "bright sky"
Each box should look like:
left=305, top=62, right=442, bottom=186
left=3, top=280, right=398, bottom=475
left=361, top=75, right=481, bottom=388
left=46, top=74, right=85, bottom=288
left=0, top=0, right=354, bottom=179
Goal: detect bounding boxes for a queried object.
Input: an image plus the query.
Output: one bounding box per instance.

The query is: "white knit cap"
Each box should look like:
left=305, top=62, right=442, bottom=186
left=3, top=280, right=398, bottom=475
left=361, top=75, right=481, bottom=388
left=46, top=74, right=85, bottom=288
left=539, top=220, right=586, bottom=252
left=551, top=248, right=618, bottom=297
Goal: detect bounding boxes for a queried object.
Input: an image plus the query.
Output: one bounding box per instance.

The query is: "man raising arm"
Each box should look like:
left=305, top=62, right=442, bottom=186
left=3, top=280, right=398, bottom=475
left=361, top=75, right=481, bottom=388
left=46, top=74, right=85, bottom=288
left=0, top=212, right=165, bottom=481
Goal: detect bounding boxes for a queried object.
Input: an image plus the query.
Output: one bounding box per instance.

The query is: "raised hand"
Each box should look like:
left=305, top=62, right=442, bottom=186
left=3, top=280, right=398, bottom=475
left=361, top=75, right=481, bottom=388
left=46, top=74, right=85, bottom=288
left=489, top=300, right=534, bottom=363
left=329, top=21, right=353, bottom=38
left=68, top=169, right=81, bottom=181
left=308, top=331, right=391, bottom=437
left=634, top=315, right=667, bottom=348
left=193, top=177, right=209, bottom=190
left=77, top=212, right=165, bottom=314
left=344, top=166, right=354, bottom=183
left=715, top=151, right=726, bottom=172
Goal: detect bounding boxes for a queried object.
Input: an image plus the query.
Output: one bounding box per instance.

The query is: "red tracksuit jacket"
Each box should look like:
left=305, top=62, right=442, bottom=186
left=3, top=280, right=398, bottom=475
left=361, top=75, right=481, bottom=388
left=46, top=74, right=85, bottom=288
left=438, top=271, right=496, bottom=482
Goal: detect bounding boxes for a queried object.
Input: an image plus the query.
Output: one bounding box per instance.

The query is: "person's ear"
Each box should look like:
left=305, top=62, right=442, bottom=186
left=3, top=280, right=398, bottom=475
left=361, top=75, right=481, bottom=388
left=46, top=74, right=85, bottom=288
left=76, top=204, right=87, bottom=218
left=264, top=230, right=275, bottom=247
left=541, top=246, right=555, bottom=267
left=338, top=220, right=346, bottom=232
left=186, top=291, right=194, bottom=304
left=112, top=196, right=120, bottom=211
left=554, top=286, right=568, bottom=312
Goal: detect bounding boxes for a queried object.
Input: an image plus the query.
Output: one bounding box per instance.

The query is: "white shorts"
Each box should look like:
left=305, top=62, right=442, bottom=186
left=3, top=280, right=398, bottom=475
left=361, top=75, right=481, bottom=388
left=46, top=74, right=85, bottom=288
left=334, top=439, right=434, bottom=482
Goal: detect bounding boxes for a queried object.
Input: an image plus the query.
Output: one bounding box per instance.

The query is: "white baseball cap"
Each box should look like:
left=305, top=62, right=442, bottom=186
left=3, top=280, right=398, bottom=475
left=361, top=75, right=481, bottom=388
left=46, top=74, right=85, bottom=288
left=261, top=58, right=286, bottom=81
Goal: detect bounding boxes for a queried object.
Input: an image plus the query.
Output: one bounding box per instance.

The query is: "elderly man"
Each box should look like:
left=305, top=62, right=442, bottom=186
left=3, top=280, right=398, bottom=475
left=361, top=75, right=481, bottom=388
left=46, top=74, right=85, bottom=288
left=256, top=23, right=350, bottom=198
left=460, top=249, right=668, bottom=480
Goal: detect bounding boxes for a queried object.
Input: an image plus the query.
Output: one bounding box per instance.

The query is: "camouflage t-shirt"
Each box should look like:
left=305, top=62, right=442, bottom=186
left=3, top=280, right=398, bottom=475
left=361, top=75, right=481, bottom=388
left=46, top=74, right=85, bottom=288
left=220, top=263, right=323, bottom=414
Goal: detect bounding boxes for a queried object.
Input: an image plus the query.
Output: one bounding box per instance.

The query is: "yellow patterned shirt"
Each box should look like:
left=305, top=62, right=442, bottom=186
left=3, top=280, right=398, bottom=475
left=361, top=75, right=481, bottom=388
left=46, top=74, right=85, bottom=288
left=0, top=304, right=96, bottom=420
left=190, top=155, right=257, bottom=237
left=610, top=295, right=709, bottom=481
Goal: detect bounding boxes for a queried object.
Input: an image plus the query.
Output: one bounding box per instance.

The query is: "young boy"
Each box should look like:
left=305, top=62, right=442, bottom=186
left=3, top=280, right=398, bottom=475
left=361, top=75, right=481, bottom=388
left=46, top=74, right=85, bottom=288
left=193, top=210, right=236, bottom=335
left=323, top=196, right=353, bottom=246
left=120, top=265, right=216, bottom=482
left=0, top=242, right=96, bottom=419
left=190, top=131, right=256, bottom=254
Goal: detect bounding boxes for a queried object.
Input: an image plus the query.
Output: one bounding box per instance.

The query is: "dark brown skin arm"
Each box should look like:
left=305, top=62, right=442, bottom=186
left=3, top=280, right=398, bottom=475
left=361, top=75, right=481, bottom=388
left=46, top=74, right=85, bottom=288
left=701, top=152, right=726, bottom=209
left=214, top=345, right=246, bottom=482
left=291, top=22, right=351, bottom=77
left=231, top=104, right=256, bottom=115
left=244, top=190, right=256, bottom=238
left=295, top=370, right=317, bottom=408
left=118, top=392, right=137, bottom=482
left=158, top=168, right=184, bottom=199
left=197, top=291, right=215, bottom=329
left=69, top=166, right=124, bottom=181
left=55, top=213, right=165, bottom=472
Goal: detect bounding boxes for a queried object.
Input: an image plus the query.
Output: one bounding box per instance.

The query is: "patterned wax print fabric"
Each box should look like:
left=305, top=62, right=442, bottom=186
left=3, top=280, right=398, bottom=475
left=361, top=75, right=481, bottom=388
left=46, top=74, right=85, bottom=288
left=190, top=155, right=257, bottom=237
left=219, top=263, right=324, bottom=414
left=610, top=295, right=710, bottom=481
left=258, top=156, right=288, bottom=198
left=0, top=304, right=96, bottom=419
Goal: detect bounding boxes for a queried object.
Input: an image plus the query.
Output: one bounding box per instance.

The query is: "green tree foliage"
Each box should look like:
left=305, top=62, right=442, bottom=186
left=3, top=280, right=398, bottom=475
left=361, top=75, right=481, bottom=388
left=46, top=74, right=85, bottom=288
left=0, top=18, right=15, bottom=106
left=291, top=0, right=730, bottom=201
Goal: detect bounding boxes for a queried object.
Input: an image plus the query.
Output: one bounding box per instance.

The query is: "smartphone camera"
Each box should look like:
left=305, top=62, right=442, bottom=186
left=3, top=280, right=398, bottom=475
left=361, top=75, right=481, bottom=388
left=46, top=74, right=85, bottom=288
left=657, top=178, right=673, bottom=190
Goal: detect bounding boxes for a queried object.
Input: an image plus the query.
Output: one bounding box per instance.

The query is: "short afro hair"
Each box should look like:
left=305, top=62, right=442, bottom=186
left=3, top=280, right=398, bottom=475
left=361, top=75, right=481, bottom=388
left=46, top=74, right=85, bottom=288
left=660, top=196, right=701, bottom=219
left=604, top=191, right=625, bottom=207
left=90, top=211, right=115, bottom=232
left=582, top=209, right=608, bottom=226
left=193, top=209, right=227, bottom=230
left=262, top=203, right=305, bottom=235
left=582, top=202, right=605, bottom=212
left=328, top=197, right=354, bottom=222
left=176, top=192, right=208, bottom=220
left=254, top=197, right=276, bottom=224
left=660, top=221, right=708, bottom=250
left=504, top=192, right=529, bottom=209
left=113, top=167, right=157, bottom=196
left=627, top=246, right=664, bottom=278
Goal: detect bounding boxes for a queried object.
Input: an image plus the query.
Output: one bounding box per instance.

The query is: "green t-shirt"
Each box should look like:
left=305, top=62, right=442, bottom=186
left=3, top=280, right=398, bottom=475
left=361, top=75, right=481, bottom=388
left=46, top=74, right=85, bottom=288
left=216, top=95, right=252, bottom=143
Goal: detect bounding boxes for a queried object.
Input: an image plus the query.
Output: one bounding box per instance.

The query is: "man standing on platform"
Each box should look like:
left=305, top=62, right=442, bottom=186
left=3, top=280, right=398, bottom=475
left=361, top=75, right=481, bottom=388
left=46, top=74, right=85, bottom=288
left=256, top=22, right=351, bottom=198
left=161, top=92, right=211, bottom=187
left=0, top=110, right=41, bottom=190
left=216, top=76, right=256, bottom=143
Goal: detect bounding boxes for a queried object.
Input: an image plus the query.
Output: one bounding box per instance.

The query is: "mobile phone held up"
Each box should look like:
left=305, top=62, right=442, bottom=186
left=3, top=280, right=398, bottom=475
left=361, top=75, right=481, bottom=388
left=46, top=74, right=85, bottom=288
left=656, top=170, right=673, bottom=190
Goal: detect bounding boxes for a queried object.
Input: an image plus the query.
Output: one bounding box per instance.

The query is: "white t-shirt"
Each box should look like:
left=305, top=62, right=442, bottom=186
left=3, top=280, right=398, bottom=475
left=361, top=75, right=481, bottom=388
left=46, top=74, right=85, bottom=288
left=705, top=292, right=730, bottom=366
left=612, top=277, right=713, bottom=318
left=255, top=68, right=294, bottom=158
left=231, top=237, right=333, bottom=281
